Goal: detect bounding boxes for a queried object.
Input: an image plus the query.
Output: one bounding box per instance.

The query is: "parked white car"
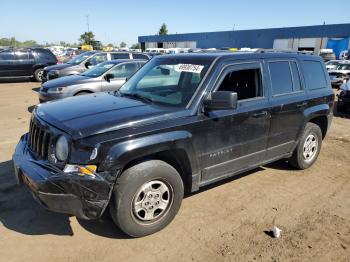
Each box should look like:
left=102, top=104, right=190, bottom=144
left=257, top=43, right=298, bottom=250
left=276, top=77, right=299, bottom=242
left=325, top=60, right=341, bottom=71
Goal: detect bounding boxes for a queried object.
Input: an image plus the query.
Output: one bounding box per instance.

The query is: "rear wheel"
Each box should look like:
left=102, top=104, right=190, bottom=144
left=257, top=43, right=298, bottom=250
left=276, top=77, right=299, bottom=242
left=109, top=160, right=184, bottom=237
left=34, top=68, right=44, bottom=82
left=289, top=123, right=322, bottom=169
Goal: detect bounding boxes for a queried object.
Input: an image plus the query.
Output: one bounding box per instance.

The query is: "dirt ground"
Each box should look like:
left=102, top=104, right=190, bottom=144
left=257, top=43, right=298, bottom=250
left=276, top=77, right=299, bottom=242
left=0, top=80, right=349, bottom=262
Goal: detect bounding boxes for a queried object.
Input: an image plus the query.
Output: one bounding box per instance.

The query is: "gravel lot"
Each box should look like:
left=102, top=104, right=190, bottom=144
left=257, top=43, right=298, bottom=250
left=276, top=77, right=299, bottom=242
left=0, top=81, right=349, bottom=262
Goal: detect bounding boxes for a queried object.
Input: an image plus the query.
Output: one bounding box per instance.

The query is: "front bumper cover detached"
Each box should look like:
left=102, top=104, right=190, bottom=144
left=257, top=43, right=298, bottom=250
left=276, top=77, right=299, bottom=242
left=12, top=134, right=116, bottom=220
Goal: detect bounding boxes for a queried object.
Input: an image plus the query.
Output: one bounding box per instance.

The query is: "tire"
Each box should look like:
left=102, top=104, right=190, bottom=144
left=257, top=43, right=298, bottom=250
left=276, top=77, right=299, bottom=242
left=288, top=123, right=322, bottom=170
left=109, top=160, right=184, bottom=237
left=34, top=68, right=44, bottom=82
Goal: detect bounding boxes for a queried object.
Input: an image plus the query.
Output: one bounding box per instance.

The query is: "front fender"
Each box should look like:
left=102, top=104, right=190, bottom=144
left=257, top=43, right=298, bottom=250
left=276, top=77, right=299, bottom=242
left=103, top=130, right=199, bottom=175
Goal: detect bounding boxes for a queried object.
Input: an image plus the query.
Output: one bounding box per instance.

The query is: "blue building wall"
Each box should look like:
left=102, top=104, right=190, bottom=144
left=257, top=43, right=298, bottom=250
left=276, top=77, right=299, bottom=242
left=138, top=23, right=350, bottom=49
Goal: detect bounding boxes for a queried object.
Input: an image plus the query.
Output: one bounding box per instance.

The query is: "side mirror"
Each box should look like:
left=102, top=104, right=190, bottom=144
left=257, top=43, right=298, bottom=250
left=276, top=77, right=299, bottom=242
left=85, top=61, right=92, bottom=68
left=104, top=73, right=114, bottom=82
left=204, top=91, right=238, bottom=111
left=160, top=68, right=170, bottom=75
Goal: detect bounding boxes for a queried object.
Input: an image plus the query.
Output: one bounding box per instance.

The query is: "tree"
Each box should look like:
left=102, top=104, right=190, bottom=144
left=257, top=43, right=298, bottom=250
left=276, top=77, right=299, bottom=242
left=120, top=42, right=127, bottom=48
left=158, top=23, right=168, bottom=35
left=130, top=43, right=140, bottom=49
left=79, top=31, right=95, bottom=45
left=107, top=43, right=114, bottom=47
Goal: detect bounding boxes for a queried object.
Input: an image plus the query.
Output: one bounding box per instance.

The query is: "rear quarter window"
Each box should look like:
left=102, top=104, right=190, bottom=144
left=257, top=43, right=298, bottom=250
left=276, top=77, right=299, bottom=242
left=132, top=53, right=149, bottom=60
left=302, top=60, right=327, bottom=90
left=112, top=53, right=130, bottom=59
left=35, top=49, right=56, bottom=61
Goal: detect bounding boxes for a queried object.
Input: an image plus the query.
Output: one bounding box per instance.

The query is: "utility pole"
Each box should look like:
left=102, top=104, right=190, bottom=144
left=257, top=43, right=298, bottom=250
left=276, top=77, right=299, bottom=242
left=86, top=15, right=90, bottom=32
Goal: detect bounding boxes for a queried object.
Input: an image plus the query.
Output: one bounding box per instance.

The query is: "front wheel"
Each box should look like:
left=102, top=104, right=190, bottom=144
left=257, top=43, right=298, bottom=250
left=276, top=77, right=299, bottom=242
left=288, top=123, right=322, bottom=170
left=110, top=160, right=184, bottom=237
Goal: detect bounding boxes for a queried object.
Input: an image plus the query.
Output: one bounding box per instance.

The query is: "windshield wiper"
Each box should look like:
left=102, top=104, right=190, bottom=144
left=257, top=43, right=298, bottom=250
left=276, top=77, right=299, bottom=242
left=119, top=92, right=154, bottom=104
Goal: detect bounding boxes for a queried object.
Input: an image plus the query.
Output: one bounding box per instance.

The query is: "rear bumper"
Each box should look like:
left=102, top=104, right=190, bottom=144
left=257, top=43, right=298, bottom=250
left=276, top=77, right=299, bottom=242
left=12, top=134, right=113, bottom=219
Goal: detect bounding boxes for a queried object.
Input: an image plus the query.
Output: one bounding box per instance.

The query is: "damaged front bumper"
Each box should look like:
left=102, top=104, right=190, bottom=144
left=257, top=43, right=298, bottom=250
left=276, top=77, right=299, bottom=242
left=12, top=134, right=116, bottom=220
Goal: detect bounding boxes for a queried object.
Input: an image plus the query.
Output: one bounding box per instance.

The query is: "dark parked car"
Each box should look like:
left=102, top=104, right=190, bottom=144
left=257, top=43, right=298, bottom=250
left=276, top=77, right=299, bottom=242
left=337, top=78, right=350, bottom=112
left=39, top=59, right=146, bottom=102
left=0, top=48, right=57, bottom=81
left=13, top=51, right=333, bottom=237
left=42, top=51, right=150, bottom=82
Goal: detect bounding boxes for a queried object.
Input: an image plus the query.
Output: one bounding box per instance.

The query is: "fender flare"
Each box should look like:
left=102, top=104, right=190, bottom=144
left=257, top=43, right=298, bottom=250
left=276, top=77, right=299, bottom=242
left=103, top=130, right=200, bottom=176
left=295, top=103, right=331, bottom=142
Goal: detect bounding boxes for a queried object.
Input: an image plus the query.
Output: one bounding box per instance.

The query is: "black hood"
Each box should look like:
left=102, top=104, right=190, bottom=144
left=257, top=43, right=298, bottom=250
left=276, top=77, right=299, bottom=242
left=35, top=93, right=175, bottom=138
left=45, top=63, right=75, bottom=71
left=42, top=75, right=96, bottom=89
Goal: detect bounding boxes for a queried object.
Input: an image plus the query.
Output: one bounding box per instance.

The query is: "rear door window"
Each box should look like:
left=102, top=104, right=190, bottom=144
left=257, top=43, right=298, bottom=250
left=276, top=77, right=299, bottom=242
left=268, top=61, right=293, bottom=95
left=14, top=51, right=29, bottom=60
left=302, top=61, right=327, bottom=90
left=268, top=60, right=304, bottom=95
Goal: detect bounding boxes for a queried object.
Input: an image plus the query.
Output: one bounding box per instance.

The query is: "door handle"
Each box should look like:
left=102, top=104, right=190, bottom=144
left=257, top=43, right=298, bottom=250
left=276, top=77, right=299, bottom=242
left=252, top=111, right=268, bottom=118
left=296, top=102, right=308, bottom=108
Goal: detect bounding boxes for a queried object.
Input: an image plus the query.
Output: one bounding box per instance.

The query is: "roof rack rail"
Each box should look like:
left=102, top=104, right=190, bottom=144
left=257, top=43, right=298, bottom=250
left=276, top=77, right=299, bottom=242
left=254, top=48, right=315, bottom=55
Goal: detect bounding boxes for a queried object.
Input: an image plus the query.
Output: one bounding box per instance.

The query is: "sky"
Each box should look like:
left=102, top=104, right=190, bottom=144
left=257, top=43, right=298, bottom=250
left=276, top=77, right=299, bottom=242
left=1, top=0, right=349, bottom=46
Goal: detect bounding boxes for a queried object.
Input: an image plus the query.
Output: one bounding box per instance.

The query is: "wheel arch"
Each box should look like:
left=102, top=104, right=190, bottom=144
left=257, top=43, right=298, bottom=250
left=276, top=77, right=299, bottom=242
left=303, top=104, right=331, bottom=139
left=103, top=131, right=200, bottom=193
left=74, top=89, right=94, bottom=96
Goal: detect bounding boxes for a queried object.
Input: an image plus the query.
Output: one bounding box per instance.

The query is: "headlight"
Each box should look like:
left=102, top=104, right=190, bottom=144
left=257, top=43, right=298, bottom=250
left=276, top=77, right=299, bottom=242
left=47, top=87, right=64, bottom=94
left=55, top=136, right=69, bottom=161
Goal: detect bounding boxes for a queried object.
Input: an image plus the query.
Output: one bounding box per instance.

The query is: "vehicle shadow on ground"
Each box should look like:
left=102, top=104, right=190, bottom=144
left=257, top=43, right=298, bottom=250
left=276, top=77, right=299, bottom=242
left=77, top=214, right=131, bottom=239
left=0, top=159, right=296, bottom=239
left=0, top=78, right=32, bottom=84
left=32, top=87, right=40, bottom=92
left=27, top=105, right=36, bottom=113
left=0, top=160, right=73, bottom=236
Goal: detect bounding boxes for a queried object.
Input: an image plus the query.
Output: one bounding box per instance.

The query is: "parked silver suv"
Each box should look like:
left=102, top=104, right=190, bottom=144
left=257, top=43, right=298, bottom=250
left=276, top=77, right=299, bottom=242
left=39, top=59, right=146, bottom=102
left=41, top=51, right=150, bottom=82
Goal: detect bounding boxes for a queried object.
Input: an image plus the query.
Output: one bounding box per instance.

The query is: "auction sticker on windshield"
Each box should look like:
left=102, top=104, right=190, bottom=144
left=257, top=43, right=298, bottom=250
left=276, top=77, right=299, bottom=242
left=175, top=64, right=204, bottom=74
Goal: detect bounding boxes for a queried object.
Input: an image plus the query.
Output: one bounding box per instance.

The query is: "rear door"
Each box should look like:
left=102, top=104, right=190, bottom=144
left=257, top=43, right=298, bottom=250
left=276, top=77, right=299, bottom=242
left=0, top=50, right=15, bottom=77
left=13, top=50, right=34, bottom=76
left=265, top=59, right=306, bottom=159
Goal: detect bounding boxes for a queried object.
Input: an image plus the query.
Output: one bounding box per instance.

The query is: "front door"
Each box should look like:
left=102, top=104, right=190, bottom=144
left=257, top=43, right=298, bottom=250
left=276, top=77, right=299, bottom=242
left=195, top=62, right=271, bottom=184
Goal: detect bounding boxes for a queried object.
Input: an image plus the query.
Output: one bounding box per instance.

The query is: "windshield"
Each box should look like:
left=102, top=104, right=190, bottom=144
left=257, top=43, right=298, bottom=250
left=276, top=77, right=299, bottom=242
left=119, top=57, right=212, bottom=107
left=81, top=61, right=115, bottom=77
left=67, top=53, right=91, bottom=65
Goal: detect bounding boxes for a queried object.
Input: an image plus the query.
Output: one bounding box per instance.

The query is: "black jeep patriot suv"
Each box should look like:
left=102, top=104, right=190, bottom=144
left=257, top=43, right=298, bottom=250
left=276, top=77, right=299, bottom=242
left=13, top=51, right=334, bottom=237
